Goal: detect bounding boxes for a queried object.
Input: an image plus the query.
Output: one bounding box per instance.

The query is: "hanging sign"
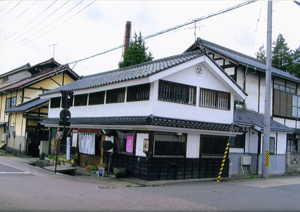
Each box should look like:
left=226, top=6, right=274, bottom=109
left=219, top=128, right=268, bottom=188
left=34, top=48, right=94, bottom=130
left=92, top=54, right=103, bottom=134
left=66, top=137, right=71, bottom=160
left=126, top=136, right=134, bottom=153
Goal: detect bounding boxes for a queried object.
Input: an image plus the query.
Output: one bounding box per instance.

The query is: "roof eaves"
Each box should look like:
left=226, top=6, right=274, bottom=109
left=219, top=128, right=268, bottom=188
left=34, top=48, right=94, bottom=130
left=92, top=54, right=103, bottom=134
left=0, top=63, right=31, bottom=78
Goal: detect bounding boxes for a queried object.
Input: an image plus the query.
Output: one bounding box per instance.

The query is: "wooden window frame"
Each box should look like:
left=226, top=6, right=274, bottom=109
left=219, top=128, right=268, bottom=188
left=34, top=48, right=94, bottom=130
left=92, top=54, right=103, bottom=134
left=158, top=80, right=196, bottom=105
left=106, top=88, right=125, bottom=104
left=50, top=97, right=61, bottom=108
left=199, top=88, right=230, bottom=110
left=88, top=91, right=105, bottom=105
left=127, top=83, right=150, bottom=102
left=5, top=96, right=17, bottom=110
left=74, top=94, right=87, bottom=107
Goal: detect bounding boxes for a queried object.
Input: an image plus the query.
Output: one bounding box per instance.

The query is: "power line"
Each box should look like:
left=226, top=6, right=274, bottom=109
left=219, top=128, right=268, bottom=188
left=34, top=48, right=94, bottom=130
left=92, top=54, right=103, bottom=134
left=67, top=0, right=257, bottom=66
left=0, top=0, right=12, bottom=14
left=20, top=0, right=95, bottom=46
left=294, top=1, right=300, bottom=7
left=2, top=0, right=71, bottom=47
left=0, top=0, right=38, bottom=32
left=0, top=0, right=58, bottom=44
left=0, top=0, right=22, bottom=22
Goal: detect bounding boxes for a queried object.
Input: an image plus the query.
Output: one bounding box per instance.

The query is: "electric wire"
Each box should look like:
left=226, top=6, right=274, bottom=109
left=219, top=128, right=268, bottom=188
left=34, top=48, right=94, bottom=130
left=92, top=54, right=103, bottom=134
left=3, top=0, right=70, bottom=47
left=8, top=0, right=80, bottom=47
left=20, top=0, right=95, bottom=46
left=0, top=0, right=38, bottom=32
left=0, top=0, right=12, bottom=14
left=217, top=1, right=263, bottom=182
left=67, top=0, right=257, bottom=66
left=0, top=0, right=22, bottom=22
left=0, top=0, right=57, bottom=44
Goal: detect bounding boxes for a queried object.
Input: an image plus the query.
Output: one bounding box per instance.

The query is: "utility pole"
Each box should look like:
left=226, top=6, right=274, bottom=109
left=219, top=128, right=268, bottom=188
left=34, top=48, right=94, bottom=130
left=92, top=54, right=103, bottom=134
left=262, top=0, right=272, bottom=178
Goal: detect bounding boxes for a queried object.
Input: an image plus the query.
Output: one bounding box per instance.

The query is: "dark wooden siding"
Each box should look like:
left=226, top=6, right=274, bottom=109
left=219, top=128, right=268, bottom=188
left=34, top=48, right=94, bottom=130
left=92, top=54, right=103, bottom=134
left=104, top=152, right=229, bottom=181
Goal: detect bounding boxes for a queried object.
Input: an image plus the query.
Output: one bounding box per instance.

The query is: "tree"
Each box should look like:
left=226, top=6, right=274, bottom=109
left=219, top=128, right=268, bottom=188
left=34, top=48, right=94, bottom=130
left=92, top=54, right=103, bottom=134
left=289, top=46, right=300, bottom=77
left=118, top=32, right=153, bottom=68
left=255, top=34, right=300, bottom=77
left=255, top=44, right=266, bottom=61
left=272, top=34, right=292, bottom=71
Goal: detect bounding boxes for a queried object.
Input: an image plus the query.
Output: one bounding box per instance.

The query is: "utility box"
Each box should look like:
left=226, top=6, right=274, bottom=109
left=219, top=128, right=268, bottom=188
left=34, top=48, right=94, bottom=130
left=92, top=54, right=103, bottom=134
left=241, top=156, right=252, bottom=165
left=1, top=133, right=7, bottom=142
left=240, top=156, right=253, bottom=174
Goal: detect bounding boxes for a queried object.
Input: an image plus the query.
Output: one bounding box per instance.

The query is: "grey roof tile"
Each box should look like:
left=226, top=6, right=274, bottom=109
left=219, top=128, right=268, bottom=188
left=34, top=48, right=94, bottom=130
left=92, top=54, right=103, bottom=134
left=195, top=38, right=300, bottom=83
left=41, top=115, right=244, bottom=133
left=40, top=49, right=208, bottom=96
left=5, top=97, right=49, bottom=113
left=234, top=109, right=294, bottom=133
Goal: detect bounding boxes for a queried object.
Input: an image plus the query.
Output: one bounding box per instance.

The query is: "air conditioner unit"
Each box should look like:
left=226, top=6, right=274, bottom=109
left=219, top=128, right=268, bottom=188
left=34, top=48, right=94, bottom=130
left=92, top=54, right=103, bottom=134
left=1, top=133, right=7, bottom=142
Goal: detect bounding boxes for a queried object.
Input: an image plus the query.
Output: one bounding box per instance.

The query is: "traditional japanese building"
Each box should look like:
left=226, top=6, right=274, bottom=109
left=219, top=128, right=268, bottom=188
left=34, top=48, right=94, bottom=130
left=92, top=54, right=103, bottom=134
left=40, top=49, right=247, bottom=180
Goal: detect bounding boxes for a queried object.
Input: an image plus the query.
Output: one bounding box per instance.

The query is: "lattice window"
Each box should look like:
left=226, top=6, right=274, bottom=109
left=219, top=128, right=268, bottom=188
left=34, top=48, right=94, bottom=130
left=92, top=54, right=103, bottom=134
left=199, top=88, right=230, bottom=110
left=158, top=80, right=196, bottom=105
left=127, top=83, right=150, bottom=102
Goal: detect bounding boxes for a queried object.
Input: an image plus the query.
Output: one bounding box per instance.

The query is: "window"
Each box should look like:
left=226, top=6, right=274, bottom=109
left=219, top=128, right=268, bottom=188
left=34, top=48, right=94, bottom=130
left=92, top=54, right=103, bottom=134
left=270, top=137, right=275, bottom=154
left=229, top=133, right=245, bottom=148
left=89, top=91, right=105, bottom=105
left=199, top=88, right=230, bottom=110
left=127, top=83, right=150, bottom=102
left=5, top=97, right=16, bottom=110
left=106, top=88, right=125, bottom=104
left=287, top=134, right=298, bottom=151
left=115, top=131, right=134, bottom=153
left=201, top=135, right=228, bottom=156
left=158, top=80, right=196, bottom=105
left=273, top=82, right=297, bottom=118
left=50, top=97, right=61, bottom=108
left=74, top=94, right=87, bottom=106
left=154, top=133, right=186, bottom=156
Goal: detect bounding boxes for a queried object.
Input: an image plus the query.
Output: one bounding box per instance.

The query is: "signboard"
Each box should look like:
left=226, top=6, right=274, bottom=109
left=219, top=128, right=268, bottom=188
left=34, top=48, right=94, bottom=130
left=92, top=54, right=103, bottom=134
left=66, top=137, right=71, bottom=160
left=126, top=136, right=134, bottom=153
left=72, top=131, right=78, bottom=147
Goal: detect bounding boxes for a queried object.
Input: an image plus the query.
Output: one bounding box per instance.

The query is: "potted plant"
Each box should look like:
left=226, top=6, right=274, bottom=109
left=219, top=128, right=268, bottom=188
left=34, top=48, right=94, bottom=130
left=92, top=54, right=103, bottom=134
left=49, top=155, right=54, bottom=163
left=98, top=162, right=107, bottom=170
left=44, top=154, right=50, bottom=161
left=82, top=159, right=90, bottom=168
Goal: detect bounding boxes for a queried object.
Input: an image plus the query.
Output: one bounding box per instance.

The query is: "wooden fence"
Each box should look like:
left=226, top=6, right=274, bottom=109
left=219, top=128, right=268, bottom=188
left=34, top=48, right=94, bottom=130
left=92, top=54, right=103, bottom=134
left=104, top=152, right=229, bottom=181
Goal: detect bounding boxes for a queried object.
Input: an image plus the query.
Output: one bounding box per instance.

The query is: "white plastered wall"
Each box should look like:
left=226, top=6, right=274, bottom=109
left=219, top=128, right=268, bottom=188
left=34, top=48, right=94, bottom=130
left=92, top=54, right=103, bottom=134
left=186, top=134, right=200, bottom=158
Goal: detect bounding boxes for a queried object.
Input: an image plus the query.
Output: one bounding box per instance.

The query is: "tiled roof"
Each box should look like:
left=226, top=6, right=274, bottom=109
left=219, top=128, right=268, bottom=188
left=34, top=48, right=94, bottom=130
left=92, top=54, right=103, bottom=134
left=40, top=49, right=212, bottom=96
left=2, top=65, right=79, bottom=91
left=234, top=109, right=294, bottom=133
left=192, top=38, right=300, bottom=83
left=5, top=97, right=49, bottom=113
left=40, top=115, right=244, bottom=133
left=0, top=63, right=30, bottom=78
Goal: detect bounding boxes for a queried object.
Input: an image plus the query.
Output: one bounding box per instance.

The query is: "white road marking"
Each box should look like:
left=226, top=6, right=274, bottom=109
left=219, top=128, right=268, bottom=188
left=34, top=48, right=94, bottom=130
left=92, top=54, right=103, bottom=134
left=0, top=172, right=33, bottom=175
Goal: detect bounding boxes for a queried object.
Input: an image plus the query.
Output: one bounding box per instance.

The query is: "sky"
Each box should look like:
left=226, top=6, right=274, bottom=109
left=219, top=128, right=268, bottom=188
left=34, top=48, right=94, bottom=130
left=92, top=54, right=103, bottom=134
left=0, top=1, right=299, bottom=77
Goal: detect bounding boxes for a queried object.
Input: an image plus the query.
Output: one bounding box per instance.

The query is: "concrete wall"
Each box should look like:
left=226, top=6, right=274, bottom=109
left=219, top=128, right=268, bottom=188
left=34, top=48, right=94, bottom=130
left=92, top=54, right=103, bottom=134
left=286, top=151, right=300, bottom=173
left=229, top=153, right=286, bottom=175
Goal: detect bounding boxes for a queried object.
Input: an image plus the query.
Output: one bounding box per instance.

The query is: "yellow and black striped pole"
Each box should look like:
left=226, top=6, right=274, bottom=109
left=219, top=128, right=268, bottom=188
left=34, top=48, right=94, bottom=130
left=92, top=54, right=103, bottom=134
left=217, top=142, right=229, bottom=182
left=265, top=151, right=270, bottom=167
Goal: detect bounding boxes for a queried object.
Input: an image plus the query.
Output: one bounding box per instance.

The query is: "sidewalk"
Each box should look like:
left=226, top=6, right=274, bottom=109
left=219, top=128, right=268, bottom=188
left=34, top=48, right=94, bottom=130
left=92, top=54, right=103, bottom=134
left=1, top=149, right=299, bottom=188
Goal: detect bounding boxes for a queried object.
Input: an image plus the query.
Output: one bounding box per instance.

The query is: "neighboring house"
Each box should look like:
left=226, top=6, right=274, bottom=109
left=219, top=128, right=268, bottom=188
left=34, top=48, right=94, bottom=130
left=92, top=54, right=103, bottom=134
left=40, top=49, right=247, bottom=180
left=0, top=58, right=80, bottom=156
left=185, top=37, right=300, bottom=175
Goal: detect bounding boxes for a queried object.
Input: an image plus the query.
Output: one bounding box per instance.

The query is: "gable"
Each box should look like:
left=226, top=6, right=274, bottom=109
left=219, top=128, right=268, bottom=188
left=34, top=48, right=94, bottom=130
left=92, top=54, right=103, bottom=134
left=149, top=55, right=246, bottom=101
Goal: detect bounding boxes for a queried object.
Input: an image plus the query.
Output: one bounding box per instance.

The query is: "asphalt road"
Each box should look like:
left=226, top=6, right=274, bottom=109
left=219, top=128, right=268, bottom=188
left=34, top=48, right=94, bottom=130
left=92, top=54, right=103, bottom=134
left=1, top=154, right=300, bottom=212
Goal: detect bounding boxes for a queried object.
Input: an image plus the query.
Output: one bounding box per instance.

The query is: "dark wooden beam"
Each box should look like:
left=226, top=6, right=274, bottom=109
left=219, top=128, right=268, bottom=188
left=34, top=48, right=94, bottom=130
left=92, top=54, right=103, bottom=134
left=221, top=64, right=237, bottom=69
